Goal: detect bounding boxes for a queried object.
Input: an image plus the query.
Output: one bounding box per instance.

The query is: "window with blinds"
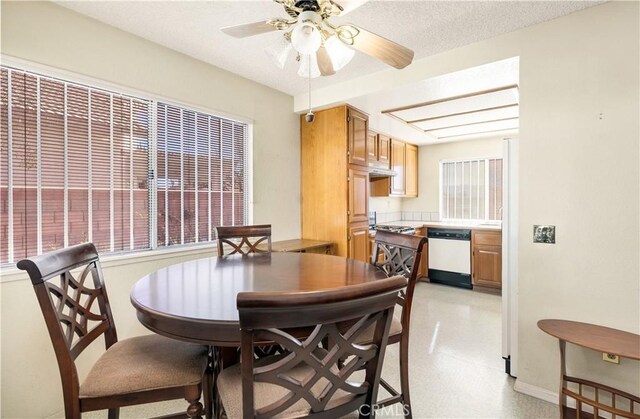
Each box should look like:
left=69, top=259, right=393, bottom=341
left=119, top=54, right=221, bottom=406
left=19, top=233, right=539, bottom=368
left=156, top=103, right=248, bottom=247
left=440, top=158, right=503, bottom=221
left=0, top=65, right=249, bottom=265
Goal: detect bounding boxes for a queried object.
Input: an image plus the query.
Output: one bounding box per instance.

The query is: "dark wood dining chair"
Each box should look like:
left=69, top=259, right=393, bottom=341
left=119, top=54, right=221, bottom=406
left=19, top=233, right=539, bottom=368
left=216, top=275, right=407, bottom=419
left=17, top=243, right=211, bottom=419
left=215, top=224, right=272, bottom=256
left=360, top=230, right=427, bottom=418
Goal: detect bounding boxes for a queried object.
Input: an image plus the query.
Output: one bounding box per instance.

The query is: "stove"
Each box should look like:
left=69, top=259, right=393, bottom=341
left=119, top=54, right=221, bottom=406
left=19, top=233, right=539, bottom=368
left=371, top=225, right=416, bottom=235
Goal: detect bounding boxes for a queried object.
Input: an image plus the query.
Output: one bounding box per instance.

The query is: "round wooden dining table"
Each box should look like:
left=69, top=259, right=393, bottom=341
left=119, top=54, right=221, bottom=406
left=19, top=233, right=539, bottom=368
left=130, top=252, right=387, bottom=347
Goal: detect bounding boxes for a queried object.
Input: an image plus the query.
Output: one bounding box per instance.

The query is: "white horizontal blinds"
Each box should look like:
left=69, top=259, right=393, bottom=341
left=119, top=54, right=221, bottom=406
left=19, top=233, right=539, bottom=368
left=442, top=158, right=501, bottom=222
left=156, top=102, right=247, bottom=247
left=233, top=122, right=246, bottom=225
left=10, top=71, right=40, bottom=261
left=196, top=113, right=209, bottom=243
left=0, top=68, right=9, bottom=263
left=221, top=120, right=234, bottom=226
left=210, top=117, right=222, bottom=240
left=0, top=66, right=151, bottom=264
left=131, top=100, right=151, bottom=249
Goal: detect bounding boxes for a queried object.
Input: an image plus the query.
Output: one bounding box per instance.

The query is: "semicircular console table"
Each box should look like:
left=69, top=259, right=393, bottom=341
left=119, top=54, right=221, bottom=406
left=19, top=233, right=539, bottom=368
left=538, top=319, right=640, bottom=419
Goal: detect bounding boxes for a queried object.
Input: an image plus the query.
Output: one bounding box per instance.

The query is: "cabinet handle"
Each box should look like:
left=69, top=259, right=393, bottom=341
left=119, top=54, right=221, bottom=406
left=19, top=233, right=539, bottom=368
left=347, top=210, right=351, bottom=215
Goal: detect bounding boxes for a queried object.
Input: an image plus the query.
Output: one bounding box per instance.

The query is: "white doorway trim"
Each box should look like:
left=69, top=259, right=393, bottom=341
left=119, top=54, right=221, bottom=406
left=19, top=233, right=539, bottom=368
left=502, top=137, right=519, bottom=377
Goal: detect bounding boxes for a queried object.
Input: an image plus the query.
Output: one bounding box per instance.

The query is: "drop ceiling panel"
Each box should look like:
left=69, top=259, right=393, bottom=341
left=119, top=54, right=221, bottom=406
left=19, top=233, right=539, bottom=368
left=414, top=105, right=519, bottom=131
left=388, top=86, right=519, bottom=122
left=431, top=118, right=520, bottom=139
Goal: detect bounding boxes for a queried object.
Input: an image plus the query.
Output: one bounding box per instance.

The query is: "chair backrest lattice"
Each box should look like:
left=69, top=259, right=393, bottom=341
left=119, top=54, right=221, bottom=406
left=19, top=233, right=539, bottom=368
left=237, top=276, right=407, bottom=418
left=371, top=230, right=427, bottom=327
left=17, top=243, right=117, bottom=404
left=216, top=224, right=272, bottom=256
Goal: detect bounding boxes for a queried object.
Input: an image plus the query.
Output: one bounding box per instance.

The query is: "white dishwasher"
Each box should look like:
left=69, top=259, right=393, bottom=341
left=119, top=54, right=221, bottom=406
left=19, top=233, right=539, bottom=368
left=427, top=228, right=472, bottom=289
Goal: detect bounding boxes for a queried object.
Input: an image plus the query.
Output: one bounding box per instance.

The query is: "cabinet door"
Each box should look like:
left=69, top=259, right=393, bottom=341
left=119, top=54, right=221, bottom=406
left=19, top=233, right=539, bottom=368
left=390, top=139, right=406, bottom=195
left=348, top=108, right=368, bottom=166
left=348, top=167, right=369, bottom=224
left=367, top=131, right=378, bottom=163
left=378, top=135, right=391, bottom=169
left=405, top=144, right=418, bottom=197
left=473, top=244, right=502, bottom=288
left=349, top=224, right=370, bottom=263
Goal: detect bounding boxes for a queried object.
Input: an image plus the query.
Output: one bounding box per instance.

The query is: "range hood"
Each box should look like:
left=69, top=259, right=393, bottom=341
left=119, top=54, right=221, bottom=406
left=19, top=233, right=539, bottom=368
left=369, top=167, right=397, bottom=178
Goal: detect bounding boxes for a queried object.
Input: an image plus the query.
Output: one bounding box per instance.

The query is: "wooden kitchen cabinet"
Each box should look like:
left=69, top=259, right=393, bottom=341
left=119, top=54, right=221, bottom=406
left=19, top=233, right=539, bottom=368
left=390, top=138, right=406, bottom=195
left=368, top=131, right=391, bottom=169
left=301, top=105, right=369, bottom=260
left=405, top=144, right=418, bottom=197
left=348, top=108, right=368, bottom=167
left=367, top=130, right=378, bottom=163
left=348, top=167, right=370, bottom=224
left=370, top=137, right=418, bottom=197
left=472, top=230, right=502, bottom=289
left=378, top=135, right=390, bottom=168
left=349, top=223, right=370, bottom=263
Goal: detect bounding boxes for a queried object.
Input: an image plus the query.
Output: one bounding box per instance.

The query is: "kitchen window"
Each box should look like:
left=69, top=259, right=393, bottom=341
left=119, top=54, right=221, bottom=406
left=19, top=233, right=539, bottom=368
left=440, top=158, right=503, bottom=221
left=0, top=66, right=249, bottom=265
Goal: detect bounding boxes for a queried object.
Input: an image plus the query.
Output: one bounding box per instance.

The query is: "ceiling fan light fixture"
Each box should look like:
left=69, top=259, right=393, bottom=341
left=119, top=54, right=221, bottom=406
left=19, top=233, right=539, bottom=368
left=290, top=11, right=322, bottom=55
left=264, top=33, right=292, bottom=69
left=297, top=53, right=321, bottom=78
left=324, top=35, right=355, bottom=71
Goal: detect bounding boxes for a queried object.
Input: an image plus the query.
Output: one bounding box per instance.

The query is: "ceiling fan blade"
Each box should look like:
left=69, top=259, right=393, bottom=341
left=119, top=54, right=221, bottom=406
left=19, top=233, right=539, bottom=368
left=348, top=25, right=415, bottom=69
left=316, top=47, right=336, bottom=76
left=221, top=21, right=278, bottom=38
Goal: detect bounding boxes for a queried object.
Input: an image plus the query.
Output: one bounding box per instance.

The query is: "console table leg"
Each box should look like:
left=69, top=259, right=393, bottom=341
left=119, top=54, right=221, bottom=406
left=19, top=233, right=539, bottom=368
left=559, top=340, right=567, bottom=418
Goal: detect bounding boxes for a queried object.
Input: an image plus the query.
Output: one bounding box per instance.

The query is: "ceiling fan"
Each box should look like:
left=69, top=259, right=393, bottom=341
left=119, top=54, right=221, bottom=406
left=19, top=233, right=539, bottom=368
left=221, top=0, right=415, bottom=76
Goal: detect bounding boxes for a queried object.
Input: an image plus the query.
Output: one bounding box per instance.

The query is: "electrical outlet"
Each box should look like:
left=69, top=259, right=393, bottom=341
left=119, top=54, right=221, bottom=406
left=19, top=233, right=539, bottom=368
left=603, top=352, right=620, bottom=364
left=533, top=225, right=555, bottom=243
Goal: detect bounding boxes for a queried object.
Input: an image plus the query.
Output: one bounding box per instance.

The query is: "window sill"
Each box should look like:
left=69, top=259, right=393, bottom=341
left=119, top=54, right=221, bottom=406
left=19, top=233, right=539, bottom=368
left=0, top=243, right=218, bottom=283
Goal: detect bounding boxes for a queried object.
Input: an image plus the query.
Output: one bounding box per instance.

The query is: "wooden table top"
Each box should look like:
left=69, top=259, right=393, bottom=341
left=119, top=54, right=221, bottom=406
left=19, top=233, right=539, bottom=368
left=270, top=239, right=333, bottom=252
left=131, top=252, right=386, bottom=346
left=538, top=319, right=640, bottom=360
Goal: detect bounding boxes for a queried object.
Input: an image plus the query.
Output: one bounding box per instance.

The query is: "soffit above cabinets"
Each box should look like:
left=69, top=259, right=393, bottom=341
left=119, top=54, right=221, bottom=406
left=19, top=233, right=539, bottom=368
left=382, top=85, right=519, bottom=141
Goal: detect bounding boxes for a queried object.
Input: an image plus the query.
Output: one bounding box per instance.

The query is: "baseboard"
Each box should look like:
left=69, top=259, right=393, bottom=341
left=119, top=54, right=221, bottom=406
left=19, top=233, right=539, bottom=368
left=514, top=379, right=558, bottom=405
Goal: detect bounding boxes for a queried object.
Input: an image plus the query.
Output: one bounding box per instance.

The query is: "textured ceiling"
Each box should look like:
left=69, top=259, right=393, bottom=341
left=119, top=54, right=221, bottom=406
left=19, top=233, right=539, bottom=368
left=57, top=0, right=602, bottom=96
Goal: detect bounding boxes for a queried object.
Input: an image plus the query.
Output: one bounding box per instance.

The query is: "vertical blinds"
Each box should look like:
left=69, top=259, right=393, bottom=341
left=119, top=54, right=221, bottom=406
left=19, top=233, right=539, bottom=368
left=441, top=158, right=503, bottom=221
left=156, top=103, right=248, bottom=247
left=1, top=65, right=249, bottom=265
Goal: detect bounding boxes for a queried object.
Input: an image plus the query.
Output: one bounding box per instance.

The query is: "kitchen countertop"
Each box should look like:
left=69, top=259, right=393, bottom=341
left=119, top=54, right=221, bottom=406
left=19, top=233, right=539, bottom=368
left=377, top=220, right=502, bottom=231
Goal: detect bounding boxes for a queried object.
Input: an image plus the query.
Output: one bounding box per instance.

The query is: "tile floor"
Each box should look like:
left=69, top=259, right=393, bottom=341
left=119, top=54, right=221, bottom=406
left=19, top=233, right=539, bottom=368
left=85, top=282, right=558, bottom=418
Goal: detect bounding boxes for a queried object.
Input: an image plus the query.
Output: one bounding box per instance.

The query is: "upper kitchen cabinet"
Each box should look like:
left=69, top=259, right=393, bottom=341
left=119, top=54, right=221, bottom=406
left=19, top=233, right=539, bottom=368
left=390, top=138, right=406, bottom=195
left=370, top=138, right=419, bottom=197
left=348, top=108, right=368, bottom=167
left=378, top=135, right=391, bottom=168
left=405, top=143, right=418, bottom=197
left=301, top=105, right=369, bottom=259
left=367, top=130, right=378, bottom=163
left=368, top=131, right=391, bottom=169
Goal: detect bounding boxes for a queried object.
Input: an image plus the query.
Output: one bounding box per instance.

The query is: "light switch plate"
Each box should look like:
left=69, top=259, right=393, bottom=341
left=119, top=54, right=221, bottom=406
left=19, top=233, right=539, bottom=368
left=533, top=225, right=556, bottom=243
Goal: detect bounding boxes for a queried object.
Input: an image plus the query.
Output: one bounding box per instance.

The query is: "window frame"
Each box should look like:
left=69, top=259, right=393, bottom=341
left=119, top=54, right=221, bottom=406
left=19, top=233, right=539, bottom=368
left=439, top=156, right=503, bottom=223
left=0, top=56, right=254, bottom=269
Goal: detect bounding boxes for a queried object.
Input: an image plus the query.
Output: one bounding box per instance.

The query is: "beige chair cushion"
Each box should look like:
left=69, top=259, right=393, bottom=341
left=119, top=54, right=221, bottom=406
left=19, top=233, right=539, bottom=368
left=218, top=352, right=365, bottom=419
left=356, top=310, right=403, bottom=345
left=79, top=334, right=208, bottom=398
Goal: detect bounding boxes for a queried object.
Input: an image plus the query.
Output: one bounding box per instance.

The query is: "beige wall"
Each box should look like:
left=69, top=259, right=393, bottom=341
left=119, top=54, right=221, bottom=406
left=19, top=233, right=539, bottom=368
left=295, top=0, right=640, bottom=403
left=1, top=2, right=300, bottom=417
left=403, top=138, right=504, bottom=214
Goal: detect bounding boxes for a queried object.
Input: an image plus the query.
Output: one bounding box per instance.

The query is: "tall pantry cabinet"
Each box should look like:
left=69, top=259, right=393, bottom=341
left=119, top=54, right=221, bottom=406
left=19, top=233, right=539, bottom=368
left=301, top=105, right=370, bottom=262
